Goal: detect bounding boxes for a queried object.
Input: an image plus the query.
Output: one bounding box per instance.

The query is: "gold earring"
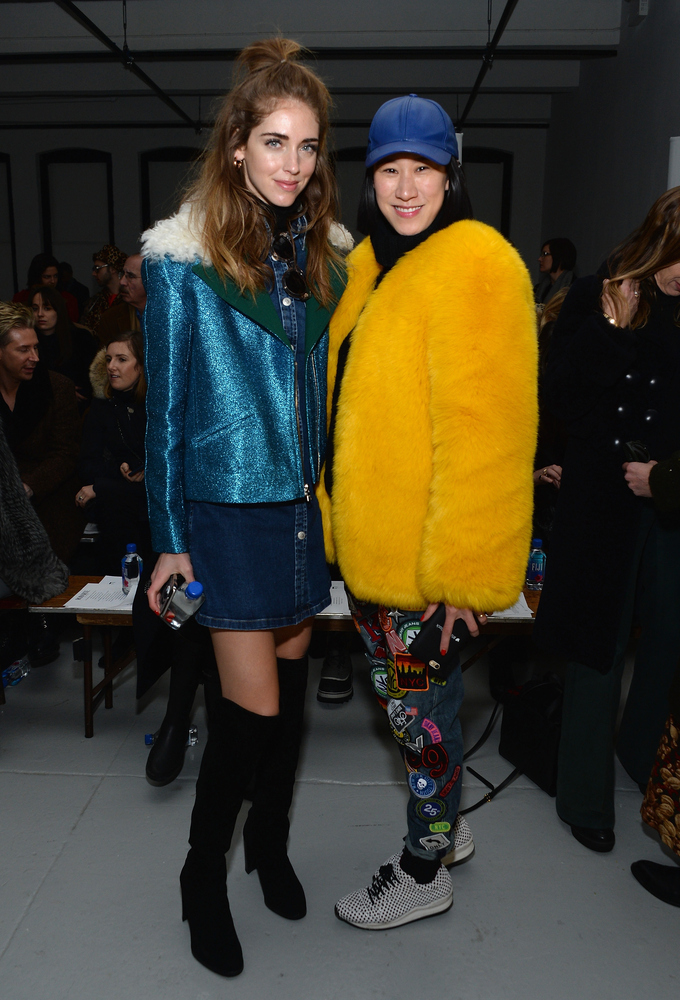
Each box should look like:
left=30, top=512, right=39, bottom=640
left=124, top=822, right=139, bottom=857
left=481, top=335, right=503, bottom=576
left=234, top=157, right=243, bottom=169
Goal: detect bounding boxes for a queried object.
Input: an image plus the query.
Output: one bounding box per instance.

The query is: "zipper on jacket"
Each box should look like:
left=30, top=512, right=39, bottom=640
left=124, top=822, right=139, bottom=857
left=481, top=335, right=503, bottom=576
left=310, top=352, right=321, bottom=479
left=293, top=356, right=311, bottom=502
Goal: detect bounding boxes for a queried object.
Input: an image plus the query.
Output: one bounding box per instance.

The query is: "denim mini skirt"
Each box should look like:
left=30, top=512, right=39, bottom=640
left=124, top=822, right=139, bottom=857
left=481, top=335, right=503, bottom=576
left=187, top=493, right=331, bottom=630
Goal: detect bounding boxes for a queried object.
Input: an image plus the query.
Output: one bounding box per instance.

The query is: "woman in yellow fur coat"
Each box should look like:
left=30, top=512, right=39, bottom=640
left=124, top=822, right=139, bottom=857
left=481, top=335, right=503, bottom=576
left=319, top=96, right=538, bottom=930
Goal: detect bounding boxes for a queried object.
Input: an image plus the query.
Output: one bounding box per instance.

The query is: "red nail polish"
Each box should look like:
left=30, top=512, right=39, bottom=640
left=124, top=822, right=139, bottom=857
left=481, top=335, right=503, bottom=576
left=440, top=649, right=446, bottom=656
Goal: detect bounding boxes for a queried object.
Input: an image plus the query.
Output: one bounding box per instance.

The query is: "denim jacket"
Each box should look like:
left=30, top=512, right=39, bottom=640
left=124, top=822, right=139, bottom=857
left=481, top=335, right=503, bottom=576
left=141, top=212, right=346, bottom=553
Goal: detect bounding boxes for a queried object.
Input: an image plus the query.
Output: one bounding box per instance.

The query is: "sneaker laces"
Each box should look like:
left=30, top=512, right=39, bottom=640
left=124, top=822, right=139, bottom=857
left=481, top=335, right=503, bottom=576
left=367, top=863, right=400, bottom=903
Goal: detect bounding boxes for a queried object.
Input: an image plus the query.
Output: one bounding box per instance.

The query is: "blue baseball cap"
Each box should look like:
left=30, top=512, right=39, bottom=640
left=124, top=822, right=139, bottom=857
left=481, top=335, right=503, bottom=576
left=365, top=94, right=458, bottom=168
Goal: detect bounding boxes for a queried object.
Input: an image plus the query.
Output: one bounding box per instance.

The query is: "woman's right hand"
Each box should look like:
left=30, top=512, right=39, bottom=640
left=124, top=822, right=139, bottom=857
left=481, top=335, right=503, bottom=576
left=75, top=485, right=96, bottom=507
left=147, top=552, right=195, bottom=615
left=601, top=277, right=640, bottom=329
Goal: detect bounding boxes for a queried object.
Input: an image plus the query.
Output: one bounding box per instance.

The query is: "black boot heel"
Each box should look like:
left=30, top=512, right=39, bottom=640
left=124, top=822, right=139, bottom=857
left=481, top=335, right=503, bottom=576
left=179, top=856, right=243, bottom=978
left=243, top=837, right=307, bottom=920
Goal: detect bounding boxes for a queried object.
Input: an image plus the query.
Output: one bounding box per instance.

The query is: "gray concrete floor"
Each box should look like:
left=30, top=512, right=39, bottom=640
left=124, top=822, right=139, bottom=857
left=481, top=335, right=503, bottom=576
left=1, top=629, right=678, bottom=1000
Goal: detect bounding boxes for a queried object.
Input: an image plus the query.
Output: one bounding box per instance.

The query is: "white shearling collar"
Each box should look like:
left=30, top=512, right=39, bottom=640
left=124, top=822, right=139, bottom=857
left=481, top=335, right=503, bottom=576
left=140, top=201, right=354, bottom=264
left=140, top=202, right=209, bottom=264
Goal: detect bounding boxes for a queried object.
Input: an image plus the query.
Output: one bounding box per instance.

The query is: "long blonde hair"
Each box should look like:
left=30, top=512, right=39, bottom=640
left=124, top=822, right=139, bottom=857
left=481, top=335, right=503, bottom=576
left=606, top=186, right=680, bottom=329
left=184, top=37, right=341, bottom=306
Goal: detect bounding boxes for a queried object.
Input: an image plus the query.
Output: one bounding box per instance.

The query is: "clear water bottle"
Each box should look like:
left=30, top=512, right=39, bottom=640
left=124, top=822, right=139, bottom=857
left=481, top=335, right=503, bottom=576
left=161, top=580, right=205, bottom=629
left=526, top=538, right=546, bottom=590
left=2, top=655, right=31, bottom=688
left=122, top=543, right=143, bottom=597
left=145, top=726, right=198, bottom=747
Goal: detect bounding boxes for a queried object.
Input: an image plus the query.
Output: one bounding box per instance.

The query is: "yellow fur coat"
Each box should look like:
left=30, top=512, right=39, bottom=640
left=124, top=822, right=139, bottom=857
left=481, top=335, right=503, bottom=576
left=317, top=219, right=538, bottom=612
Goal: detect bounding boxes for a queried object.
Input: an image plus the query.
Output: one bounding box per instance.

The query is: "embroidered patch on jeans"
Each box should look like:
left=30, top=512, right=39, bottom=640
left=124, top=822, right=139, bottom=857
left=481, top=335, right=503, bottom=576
left=419, top=833, right=451, bottom=851
left=395, top=653, right=429, bottom=691
left=416, top=798, right=447, bottom=821
left=422, top=718, right=442, bottom=743
left=386, top=658, right=407, bottom=699
left=421, top=743, right=449, bottom=778
left=404, top=742, right=423, bottom=769
left=429, top=821, right=451, bottom=833
left=439, top=765, right=461, bottom=798
left=371, top=667, right=389, bottom=699
left=388, top=699, right=417, bottom=733
left=408, top=773, right=437, bottom=799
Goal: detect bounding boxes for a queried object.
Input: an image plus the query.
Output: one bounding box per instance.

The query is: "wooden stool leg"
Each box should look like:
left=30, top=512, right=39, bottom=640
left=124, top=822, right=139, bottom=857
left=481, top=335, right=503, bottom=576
left=104, top=629, right=113, bottom=709
left=82, top=624, right=94, bottom=738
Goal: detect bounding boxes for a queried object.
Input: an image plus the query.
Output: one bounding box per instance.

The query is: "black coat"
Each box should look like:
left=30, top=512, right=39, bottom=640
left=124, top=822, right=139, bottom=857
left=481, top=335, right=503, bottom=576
left=533, top=276, right=680, bottom=670
left=79, top=389, right=146, bottom=499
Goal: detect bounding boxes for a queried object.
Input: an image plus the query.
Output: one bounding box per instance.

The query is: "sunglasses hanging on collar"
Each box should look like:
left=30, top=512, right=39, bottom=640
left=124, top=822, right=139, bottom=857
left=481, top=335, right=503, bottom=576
left=271, top=230, right=310, bottom=302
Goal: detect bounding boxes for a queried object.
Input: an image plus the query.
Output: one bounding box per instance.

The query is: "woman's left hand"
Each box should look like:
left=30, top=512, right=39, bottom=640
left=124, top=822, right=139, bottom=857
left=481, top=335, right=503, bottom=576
left=622, top=460, right=657, bottom=497
left=533, top=464, right=562, bottom=489
left=76, top=485, right=95, bottom=507
left=421, top=602, right=488, bottom=655
left=120, top=462, right=145, bottom=483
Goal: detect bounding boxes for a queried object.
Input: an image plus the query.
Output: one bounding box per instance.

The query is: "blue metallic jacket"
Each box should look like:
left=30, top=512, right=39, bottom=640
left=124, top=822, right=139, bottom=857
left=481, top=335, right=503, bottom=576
left=141, top=213, right=344, bottom=553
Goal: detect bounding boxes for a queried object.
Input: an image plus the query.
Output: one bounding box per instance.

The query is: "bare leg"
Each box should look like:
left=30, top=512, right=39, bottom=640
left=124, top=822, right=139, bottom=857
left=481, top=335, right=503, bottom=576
left=210, top=620, right=313, bottom=716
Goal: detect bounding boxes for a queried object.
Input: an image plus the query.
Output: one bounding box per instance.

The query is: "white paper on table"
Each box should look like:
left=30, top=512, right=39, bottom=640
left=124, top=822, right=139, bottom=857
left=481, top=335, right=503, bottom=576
left=316, top=580, right=351, bottom=617
left=488, top=593, right=534, bottom=620
left=64, top=575, right=135, bottom=611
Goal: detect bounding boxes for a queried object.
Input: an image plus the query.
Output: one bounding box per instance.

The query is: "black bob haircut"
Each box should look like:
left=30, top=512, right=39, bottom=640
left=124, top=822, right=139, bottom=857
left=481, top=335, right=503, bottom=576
left=543, top=237, right=577, bottom=274
left=357, top=157, right=473, bottom=235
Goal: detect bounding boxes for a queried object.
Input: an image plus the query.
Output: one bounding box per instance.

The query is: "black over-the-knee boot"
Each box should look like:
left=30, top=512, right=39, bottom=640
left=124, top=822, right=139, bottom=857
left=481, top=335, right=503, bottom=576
left=242, top=654, right=308, bottom=920
left=180, top=696, right=279, bottom=978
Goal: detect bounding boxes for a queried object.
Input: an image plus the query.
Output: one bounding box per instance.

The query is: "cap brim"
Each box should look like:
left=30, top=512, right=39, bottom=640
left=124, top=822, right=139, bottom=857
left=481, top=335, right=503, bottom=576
left=365, top=140, right=454, bottom=168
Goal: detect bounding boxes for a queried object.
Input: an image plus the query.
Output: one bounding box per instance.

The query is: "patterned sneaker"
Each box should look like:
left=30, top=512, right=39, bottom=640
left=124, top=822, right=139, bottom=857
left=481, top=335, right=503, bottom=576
left=317, top=647, right=354, bottom=704
left=334, top=853, right=453, bottom=930
left=441, top=814, right=475, bottom=867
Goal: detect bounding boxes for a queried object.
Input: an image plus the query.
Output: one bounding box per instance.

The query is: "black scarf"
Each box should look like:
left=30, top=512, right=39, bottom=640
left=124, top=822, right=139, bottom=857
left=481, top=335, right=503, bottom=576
left=370, top=202, right=450, bottom=279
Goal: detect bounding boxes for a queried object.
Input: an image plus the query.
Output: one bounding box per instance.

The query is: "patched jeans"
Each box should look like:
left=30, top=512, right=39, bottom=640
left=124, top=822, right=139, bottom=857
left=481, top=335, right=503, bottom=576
left=350, top=598, right=464, bottom=861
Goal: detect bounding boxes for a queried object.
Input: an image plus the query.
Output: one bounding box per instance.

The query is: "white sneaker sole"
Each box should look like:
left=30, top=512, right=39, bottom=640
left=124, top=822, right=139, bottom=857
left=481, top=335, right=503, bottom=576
left=335, top=890, right=453, bottom=930
left=441, top=839, right=475, bottom=867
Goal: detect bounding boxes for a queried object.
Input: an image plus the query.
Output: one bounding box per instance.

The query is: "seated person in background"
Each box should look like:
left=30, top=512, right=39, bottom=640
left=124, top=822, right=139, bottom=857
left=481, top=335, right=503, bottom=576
left=58, top=261, right=90, bottom=318
left=30, top=285, right=98, bottom=404
left=76, top=329, right=150, bottom=573
left=534, top=237, right=577, bottom=305
left=96, top=253, right=146, bottom=345
left=13, top=252, right=79, bottom=321
left=0, top=301, right=85, bottom=663
left=82, top=244, right=127, bottom=343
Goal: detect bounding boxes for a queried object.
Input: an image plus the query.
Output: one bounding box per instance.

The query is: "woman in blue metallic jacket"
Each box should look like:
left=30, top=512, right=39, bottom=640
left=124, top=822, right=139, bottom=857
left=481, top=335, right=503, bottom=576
left=140, top=38, right=348, bottom=978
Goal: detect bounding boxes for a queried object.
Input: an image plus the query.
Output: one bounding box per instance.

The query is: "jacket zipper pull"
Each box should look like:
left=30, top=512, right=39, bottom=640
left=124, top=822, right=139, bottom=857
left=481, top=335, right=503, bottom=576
left=304, top=483, right=311, bottom=502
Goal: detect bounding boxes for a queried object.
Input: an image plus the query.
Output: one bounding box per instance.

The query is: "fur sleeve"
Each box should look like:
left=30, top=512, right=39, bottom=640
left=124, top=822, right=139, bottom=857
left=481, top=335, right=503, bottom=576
left=416, top=221, right=538, bottom=611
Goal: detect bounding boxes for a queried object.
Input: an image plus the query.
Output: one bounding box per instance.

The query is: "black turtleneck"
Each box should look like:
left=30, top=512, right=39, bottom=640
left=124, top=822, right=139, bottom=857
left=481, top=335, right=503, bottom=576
left=370, top=202, right=450, bottom=280
left=255, top=197, right=304, bottom=234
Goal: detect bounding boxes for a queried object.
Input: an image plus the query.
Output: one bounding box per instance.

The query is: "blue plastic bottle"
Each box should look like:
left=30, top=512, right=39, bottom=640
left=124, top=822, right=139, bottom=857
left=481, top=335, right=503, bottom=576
left=122, top=543, right=143, bottom=596
left=526, top=538, right=546, bottom=590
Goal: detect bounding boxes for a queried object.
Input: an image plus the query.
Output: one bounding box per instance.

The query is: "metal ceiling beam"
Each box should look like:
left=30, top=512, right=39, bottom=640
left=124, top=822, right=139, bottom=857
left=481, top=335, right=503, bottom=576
left=458, top=0, right=523, bottom=128
left=0, top=45, right=618, bottom=66
left=52, top=0, right=202, bottom=132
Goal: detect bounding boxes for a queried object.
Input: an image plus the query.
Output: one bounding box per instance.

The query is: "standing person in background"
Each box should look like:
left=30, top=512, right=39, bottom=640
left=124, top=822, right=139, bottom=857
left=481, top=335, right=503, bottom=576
left=534, top=237, right=577, bottom=305
left=534, top=187, right=680, bottom=854
left=319, top=95, right=537, bottom=930
left=141, top=38, right=348, bottom=978
left=97, top=254, right=146, bottom=344
left=83, top=244, right=127, bottom=341
left=13, top=252, right=79, bottom=321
